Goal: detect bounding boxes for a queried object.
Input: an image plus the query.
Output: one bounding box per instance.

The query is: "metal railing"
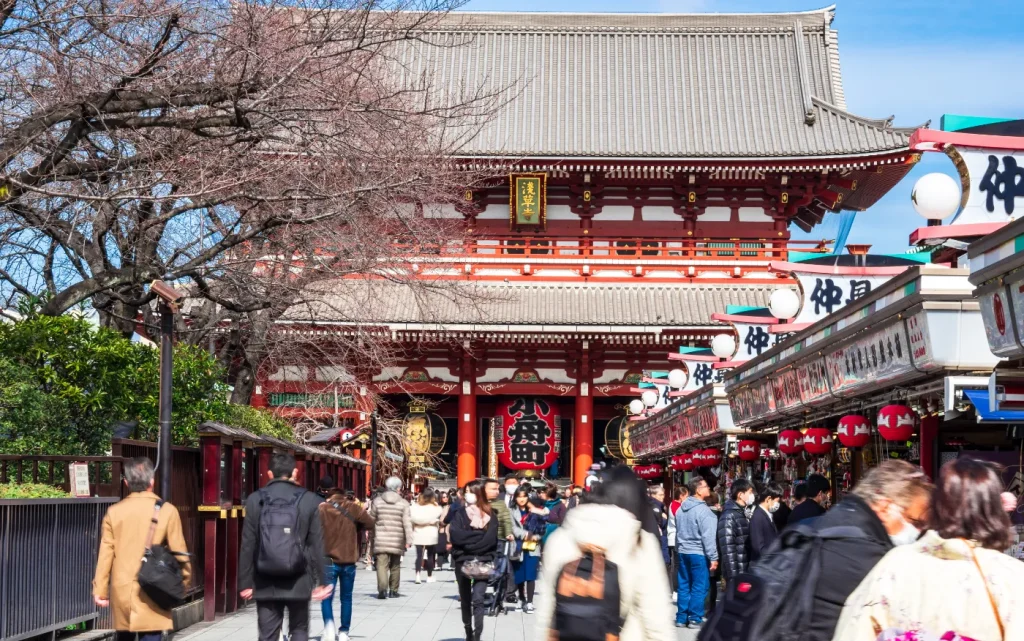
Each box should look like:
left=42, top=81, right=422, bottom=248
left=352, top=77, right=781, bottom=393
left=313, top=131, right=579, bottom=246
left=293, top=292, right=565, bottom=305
left=0, top=498, right=117, bottom=641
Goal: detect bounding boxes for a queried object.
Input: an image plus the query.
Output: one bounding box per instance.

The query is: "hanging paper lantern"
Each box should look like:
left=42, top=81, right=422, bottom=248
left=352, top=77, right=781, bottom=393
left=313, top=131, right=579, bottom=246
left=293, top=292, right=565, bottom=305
left=777, top=429, right=805, bottom=456
left=837, top=415, right=872, bottom=448
left=803, top=427, right=834, bottom=456
left=737, top=440, right=761, bottom=461
left=692, top=450, right=706, bottom=467
left=670, top=455, right=691, bottom=471
left=633, top=464, right=664, bottom=480
left=877, top=404, right=916, bottom=442
left=702, top=448, right=723, bottom=467
left=495, top=397, right=561, bottom=470
left=681, top=452, right=695, bottom=471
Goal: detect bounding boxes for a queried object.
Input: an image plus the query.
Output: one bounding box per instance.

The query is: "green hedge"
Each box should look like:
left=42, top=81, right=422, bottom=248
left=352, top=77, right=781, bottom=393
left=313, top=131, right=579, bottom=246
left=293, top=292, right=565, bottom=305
left=0, top=482, right=71, bottom=499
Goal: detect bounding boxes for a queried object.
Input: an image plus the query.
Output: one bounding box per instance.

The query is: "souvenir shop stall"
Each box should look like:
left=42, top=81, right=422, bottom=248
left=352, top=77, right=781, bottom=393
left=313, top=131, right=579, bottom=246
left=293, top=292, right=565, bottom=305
left=723, top=265, right=1000, bottom=501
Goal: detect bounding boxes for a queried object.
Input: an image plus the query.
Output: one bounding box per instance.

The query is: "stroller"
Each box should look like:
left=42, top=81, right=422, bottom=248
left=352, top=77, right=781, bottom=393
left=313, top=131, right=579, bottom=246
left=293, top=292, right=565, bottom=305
left=484, top=541, right=515, bottom=616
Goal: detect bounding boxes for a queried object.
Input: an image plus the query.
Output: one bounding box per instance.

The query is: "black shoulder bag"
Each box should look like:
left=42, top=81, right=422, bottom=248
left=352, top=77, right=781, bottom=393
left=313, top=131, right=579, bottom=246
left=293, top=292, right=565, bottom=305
left=137, top=500, right=188, bottom=610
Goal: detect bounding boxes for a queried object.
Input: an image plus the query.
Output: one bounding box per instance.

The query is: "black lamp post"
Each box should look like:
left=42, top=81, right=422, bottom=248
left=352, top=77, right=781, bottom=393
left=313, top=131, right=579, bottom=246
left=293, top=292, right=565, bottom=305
left=150, top=280, right=183, bottom=500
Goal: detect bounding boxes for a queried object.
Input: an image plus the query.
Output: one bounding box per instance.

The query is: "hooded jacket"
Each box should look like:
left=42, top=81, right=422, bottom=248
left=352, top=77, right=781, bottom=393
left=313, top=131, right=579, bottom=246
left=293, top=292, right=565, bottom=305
left=717, top=500, right=751, bottom=581
left=535, top=504, right=675, bottom=641
left=368, top=490, right=413, bottom=555
left=674, top=496, right=719, bottom=560
left=409, top=502, right=443, bottom=546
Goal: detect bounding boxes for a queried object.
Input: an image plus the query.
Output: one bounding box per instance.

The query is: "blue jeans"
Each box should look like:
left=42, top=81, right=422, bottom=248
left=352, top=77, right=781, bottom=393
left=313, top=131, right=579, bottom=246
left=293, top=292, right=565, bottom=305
left=676, top=553, right=710, bottom=625
left=322, top=562, right=357, bottom=632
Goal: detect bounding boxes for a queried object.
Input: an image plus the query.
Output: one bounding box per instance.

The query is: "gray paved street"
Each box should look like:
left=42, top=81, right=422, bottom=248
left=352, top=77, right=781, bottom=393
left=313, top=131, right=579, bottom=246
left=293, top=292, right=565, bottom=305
left=178, top=554, right=700, bottom=641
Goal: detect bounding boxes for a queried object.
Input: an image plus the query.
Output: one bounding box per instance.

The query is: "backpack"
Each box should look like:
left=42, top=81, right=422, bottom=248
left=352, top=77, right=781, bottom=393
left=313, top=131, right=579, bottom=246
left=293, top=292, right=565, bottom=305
left=697, top=524, right=868, bottom=641
left=137, top=500, right=188, bottom=610
left=256, top=488, right=308, bottom=577
left=549, top=544, right=623, bottom=641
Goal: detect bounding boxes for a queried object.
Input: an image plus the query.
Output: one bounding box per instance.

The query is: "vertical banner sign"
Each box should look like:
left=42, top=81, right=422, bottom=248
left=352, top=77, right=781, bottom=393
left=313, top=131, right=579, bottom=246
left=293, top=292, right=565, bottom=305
left=510, top=173, right=547, bottom=229
left=497, top=397, right=561, bottom=470
left=71, top=462, right=91, bottom=497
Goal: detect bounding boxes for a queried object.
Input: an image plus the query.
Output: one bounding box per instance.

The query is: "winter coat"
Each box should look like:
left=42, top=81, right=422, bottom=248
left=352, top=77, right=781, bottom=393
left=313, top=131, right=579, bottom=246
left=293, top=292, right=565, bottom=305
left=92, top=492, right=191, bottom=632
left=368, top=490, right=413, bottom=555
left=511, top=506, right=546, bottom=559
left=748, top=505, right=778, bottom=563
left=489, top=496, right=514, bottom=540
left=674, top=496, right=718, bottom=560
left=535, top=504, right=675, bottom=641
left=773, top=501, right=792, bottom=530
left=437, top=504, right=451, bottom=538
left=239, top=479, right=326, bottom=601
left=542, top=498, right=566, bottom=544
left=650, top=497, right=670, bottom=564
left=448, top=505, right=499, bottom=566
left=801, top=493, right=894, bottom=641
left=409, top=502, right=443, bottom=546
left=717, top=500, right=751, bottom=581
left=833, top=530, right=1024, bottom=641
left=788, top=498, right=826, bottom=525
left=319, top=492, right=375, bottom=565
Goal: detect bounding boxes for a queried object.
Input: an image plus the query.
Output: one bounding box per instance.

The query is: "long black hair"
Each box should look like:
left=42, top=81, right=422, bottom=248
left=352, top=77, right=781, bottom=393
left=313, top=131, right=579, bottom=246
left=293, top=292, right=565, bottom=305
left=585, top=465, right=658, bottom=536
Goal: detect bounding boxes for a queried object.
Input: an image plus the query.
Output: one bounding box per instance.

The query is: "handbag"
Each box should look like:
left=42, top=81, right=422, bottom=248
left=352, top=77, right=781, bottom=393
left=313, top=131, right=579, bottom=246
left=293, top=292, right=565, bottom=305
left=522, top=539, right=539, bottom=552
left=137, top=500, right=188, bottom=611
left=460, top=558, right=495, bottom=580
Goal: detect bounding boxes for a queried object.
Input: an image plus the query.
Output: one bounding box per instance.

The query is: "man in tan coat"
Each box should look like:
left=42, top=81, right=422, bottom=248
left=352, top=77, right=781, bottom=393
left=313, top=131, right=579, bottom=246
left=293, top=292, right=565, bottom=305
left=93, top=457, right=190, bottom=641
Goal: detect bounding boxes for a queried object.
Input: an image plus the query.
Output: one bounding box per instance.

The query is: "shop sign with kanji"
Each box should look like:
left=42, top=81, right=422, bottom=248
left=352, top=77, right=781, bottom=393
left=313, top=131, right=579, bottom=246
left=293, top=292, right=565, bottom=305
left=496, top=397, right=561, bottom=470
left=509, top=173, right=547, bottom=229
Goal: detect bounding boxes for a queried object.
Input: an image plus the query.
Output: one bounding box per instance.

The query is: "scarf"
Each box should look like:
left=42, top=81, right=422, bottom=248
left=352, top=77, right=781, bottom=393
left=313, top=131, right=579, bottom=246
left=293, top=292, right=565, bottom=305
left=465, top=504, right=491, bottom=529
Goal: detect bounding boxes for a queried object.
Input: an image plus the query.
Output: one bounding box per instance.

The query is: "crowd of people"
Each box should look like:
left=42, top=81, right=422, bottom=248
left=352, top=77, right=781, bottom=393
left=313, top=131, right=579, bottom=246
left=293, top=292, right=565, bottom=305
left=89, top=452, right=1023, bottom=641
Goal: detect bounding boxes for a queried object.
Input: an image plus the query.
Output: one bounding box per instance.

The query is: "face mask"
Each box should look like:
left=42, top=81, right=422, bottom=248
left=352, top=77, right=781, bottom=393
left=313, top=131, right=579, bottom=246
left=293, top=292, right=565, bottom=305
left=769, top=500, right=781, bottom=513
left=886, top=503, right=920, bottom=546
left=742, top=492, right=755, bottom=506
left=505, top=484, right=518, bottom=495
left=464, top=492, right=478, bottom=506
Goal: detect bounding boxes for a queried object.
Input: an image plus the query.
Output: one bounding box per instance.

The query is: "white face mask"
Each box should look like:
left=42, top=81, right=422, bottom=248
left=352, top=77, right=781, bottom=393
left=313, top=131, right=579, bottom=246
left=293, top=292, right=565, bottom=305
left=464, top=492, right=478, bottom=506
left=886, top=503, right=920, bottom=546
left=505, top=484, right=518, bottom=495
left=769, top=500, right=781, bottom=513
left=742, top=492, right=756, bottom=506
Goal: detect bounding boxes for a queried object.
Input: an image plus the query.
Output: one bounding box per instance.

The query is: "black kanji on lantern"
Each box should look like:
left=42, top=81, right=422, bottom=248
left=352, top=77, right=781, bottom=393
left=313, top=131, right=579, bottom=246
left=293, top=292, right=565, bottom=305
left=845, top=280, right=872, bottom=305
left=692, top=363, right=714, bottom=387
left=507, top=398, right=552, bottom=466
left=810, top=278, right=843, bottom=315
left=744, top=326, right=771, bottom=357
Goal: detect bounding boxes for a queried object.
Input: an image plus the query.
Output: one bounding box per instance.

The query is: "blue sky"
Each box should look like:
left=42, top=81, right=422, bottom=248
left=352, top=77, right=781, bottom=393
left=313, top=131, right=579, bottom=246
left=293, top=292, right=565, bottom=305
left=460, top=0, right=1024, bottom=253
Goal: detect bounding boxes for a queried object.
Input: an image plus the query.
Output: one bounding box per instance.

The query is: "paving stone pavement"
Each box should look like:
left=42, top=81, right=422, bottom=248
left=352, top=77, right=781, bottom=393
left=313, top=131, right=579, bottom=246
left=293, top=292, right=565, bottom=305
left=177, top=554, right=700, bottom=641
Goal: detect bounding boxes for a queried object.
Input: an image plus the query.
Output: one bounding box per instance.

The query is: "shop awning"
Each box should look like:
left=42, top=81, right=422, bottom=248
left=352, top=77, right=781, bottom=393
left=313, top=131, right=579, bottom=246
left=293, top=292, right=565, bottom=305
left=963, top=390, right=1024, bottom=423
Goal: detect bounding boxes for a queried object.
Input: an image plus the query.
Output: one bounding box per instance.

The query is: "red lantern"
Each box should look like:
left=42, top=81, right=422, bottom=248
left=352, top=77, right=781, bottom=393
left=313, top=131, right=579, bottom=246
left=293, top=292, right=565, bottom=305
left=803, top=427, right=834, bottom=456
left=681, top=453, right=695, bottom=471
left=737, top=440, right=761, bottom=461
left=633, top=464, right=664, bottom=480
left=670, top=455, right=693, bottom=471
left=495, top=397, right=561, bottom=470
left=837, top=415, right=872, bottom=448
left=777, top=429, right=805, bottom=456
left=692, top=450, right=706, bottom=466
left=702, top=448, right=723, bottom=467
left=877, top=404, right=916, bottom=442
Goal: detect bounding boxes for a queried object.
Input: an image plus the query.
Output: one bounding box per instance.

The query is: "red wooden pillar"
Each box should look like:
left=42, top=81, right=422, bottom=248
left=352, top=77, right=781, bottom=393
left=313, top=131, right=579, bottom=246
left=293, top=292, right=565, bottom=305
left=574, top=385, right=594, bottom=487
left=256, top=446, right=272, bottom=488
left=294, top=450, right=307, bottom=488
left=457, top=378, right=477, bottom=488
left=224, top=439, right=242, bottom=614
left=200, top=434, right=223, bottom=622
left=920, top=414, right=940, bottom=480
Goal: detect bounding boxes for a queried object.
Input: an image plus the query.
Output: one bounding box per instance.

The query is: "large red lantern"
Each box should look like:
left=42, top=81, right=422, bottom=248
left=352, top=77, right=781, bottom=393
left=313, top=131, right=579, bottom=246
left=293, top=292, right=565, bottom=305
left=803, top=427, right=834, bottom=456
left=692, top=450, right=706, bottom=467
left=681, top=453, right=695, bottom=471
left=633, top=464, right=664, bottom=480
left=837, top=415, right=872, bottom=448
left=670, top=455, right=693, bottom=471
left=777, top=429, right=805, bottom=456
left=495, top=397, right=560, bottom=470
left=737, top=440, right=761, bottom=461
left=877, top=404, right=916, bottom=442
left=702, top=448, right=723, bottom=467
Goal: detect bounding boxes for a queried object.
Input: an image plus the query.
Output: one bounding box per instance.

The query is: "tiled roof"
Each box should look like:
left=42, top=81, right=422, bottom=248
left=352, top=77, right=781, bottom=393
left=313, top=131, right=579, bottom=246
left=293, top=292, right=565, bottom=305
left=288, top=280, right=789, bottom=328
left=393, top=6, right=914, bottom=159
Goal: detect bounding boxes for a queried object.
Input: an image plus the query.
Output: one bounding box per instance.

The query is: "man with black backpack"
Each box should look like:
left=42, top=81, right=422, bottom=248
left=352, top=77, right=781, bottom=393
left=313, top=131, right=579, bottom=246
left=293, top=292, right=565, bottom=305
left=239, top=452, right=331, bottom=641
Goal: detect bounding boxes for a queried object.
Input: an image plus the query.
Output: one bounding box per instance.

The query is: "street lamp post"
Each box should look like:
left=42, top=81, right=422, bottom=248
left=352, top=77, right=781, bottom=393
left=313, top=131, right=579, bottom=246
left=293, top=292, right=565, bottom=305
left=149, top=280, right=183, bottom=500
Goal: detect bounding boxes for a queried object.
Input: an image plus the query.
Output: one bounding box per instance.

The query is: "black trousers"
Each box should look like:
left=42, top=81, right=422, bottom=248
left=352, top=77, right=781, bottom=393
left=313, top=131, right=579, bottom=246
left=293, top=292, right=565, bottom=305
left=116, top=634, right=162, bottom=641
left=455, top=565, right=488, bottom=634
left=415, top=544, right=436, bottom=575
left=257, top=600, right=310, bottom=641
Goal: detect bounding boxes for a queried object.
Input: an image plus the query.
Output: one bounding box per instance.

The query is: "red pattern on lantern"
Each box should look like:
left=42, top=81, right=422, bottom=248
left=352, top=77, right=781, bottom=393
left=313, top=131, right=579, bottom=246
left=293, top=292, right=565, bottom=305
left=737, top=440, right=761, bottom=461
left=803, top=427, right=834, bottom=456
left=777, top=429, right=805, bottom=456
left=633, top=464, right=664, bottom=480
left=495, top=397, right=561, bottom=470
left=702, top=448, right=723, bottom=467
left=837, top=415, right=872, bottom=448
left=877, top=404, right=916, bottom=441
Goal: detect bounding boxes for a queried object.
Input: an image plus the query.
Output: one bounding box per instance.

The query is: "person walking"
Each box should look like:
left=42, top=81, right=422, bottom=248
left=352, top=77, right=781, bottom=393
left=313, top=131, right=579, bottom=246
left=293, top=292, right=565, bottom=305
left=316, top=476, right=334, bottom=501
left=483, top=477, right=514, bottom=542
left=541, top=482, right=567, bottom=545
left=318, top=487, right=375, bottom=641
left=649, top=485, right=671, bottom=578
left=510, top=488, right=546, bottom=613
left=749, top=482, right=782, bottom=563
left=450, top=479, right=499, bottom=641
left=535, top=465, right=675, bottom=641
left=834, top=458, right=1023, bottom=641
left=436, top=491, right=452, bottom=570
left=787, top=474, right=830, bottom=525
left=93, top=457, right=191, bottom=641
left=368, top=476, right=413, bottom=599
left=717, top=478, right=754, bottom=589
left=410, top=488, right=443, bottom=584
left=674, top=475, right=719, bottom=629
left=773, top=482, right=793, bottom=530
left=239, top=452, right=330, bottom=641
left=502, top=474, right=520, bottom=509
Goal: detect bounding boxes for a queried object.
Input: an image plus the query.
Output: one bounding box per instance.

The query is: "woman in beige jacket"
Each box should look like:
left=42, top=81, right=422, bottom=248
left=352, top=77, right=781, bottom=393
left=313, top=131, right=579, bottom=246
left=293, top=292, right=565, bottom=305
left=410, top=488, right=443, bottom=583
left=536, top=466, right=675, bottom=641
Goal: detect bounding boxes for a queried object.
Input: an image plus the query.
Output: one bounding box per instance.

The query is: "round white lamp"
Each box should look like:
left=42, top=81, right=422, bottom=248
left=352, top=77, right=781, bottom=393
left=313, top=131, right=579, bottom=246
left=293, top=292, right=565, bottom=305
left=711, top=333, right=736, bottom=360
left=911, top=173, right=960, bottom=222
left=668, top=368, right=687, bottom=389
left=641, top=389, right=659, bottom=408
left=769, top=288, right=801, bottom=321
left=628, top=399, right=645, bottom=415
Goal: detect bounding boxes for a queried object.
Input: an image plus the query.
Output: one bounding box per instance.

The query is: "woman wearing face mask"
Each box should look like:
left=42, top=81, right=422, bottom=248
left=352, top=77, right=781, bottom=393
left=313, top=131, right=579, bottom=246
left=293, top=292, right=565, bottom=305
left=449, top=479, right=498, bottom=641
left=749, top=482, right=783, bottom=563
left=833, top=458, right=1024, bottom=641
left=510, top=488, right=547, bottom=613
left=716, top=478, right=755, bottom=589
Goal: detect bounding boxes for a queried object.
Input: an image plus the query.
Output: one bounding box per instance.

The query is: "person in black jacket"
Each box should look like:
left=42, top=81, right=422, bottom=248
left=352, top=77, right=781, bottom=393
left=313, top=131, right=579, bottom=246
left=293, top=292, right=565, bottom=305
left=749, top=482, right=783, bottom=563
left=239, top=452, right=331, bottom=641
left=788, top=474, right=831, bottom=525
left=716, top=478, right=754, bottom=588
left=449, top=479, right=499, bottom=641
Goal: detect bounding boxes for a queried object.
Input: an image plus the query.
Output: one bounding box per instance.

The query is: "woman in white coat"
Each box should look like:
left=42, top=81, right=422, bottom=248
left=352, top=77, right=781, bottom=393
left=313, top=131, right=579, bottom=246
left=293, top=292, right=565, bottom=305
left=536, top=466, right=675, bottom=641
left=409, top=487, right=443, bottom=583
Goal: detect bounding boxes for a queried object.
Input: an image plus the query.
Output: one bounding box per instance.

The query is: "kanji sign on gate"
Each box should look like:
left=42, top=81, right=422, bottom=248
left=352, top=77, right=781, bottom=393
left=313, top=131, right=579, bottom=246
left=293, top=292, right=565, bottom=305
left=495, top=397, right=561, bottom=470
